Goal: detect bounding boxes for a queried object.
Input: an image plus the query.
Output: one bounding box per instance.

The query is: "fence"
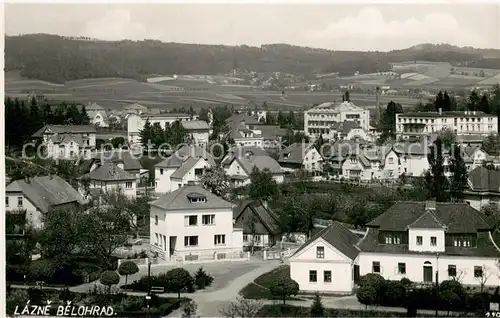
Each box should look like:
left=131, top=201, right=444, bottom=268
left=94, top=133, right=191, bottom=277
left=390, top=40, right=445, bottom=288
left=174, top=250, right=251, bottom=264
left=263, top=248, right=298, bottom=260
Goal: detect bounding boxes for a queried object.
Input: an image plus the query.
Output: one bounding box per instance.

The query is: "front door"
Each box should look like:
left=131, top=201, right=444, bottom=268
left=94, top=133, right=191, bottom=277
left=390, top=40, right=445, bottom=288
left=423, top=266, right=433, bottom=283
left=169, top=236, right=177, bottom=257
left=353, top=265, right=360, bottom=284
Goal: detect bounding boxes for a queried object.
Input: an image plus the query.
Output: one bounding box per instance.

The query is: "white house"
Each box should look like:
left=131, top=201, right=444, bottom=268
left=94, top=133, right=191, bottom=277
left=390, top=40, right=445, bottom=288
left=91, top=150, right=144, bottom=182
left=290, top=200, right=500, bottom=294
left=149, top=185, right=244, bottom=262
left=304, top=101, right=371, bottom=140
left=181, top=120, right=210, bottom=148
left=341, top=146, right=390, bottom=181
left=6, top=175, right=86, bottom=229
left=278, top=143, right=323, bottom=176
left=79, top=162, right=137, bottom=198
left=229, top=116, right=264, bottom=148
left=221, top=146, right=284, bottom=187
left=86, top=102, right=108, bottom=128
left=390, top=142, right=430, bottom=178
left=396, top=110, right=498, bottom=141
left=32, top=125, right=97, bottom=160
left=329, top=121, right=373, bottom=142
left=289, top=221, right=361, bottom=294
left=465, top=166, right=500, bottom=211
left=154, top=145, right=215, bottom=193
left=127, top=112, right=197, bottom=144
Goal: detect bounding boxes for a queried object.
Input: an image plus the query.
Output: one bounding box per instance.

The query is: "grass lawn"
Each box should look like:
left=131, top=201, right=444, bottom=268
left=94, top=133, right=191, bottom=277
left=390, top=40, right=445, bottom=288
left=239, top=265, right=304, bottom=301
left=256, top=304, right=437, bottom=317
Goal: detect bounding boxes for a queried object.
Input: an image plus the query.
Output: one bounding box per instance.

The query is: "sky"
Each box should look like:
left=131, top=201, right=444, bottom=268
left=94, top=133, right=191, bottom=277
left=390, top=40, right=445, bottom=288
left=4, top=3, right=500, bottom=51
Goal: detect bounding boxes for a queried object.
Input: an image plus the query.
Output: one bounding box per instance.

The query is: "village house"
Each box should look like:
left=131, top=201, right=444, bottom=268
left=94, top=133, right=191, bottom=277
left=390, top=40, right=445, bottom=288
left=127, top=112, right=197, bottom=144
left=329, top=121, right=373, bottom=142
left=278, top=142, right=323, bottom=176
left=290, top=200, right=500, bottom=294
left=6, top=175, right=87, bottom=229
left=259, top=125, right=288, bottom=149
left=341, top=146, right=389, bottom=181
left=386, top=142, right=430, bottom=178
left=79, top=162, right=137, bottom=198
left=32, top=125, right=97, bottom=160
left=465, top=166, right=500, bottom=211
left=181, top=120, right=210, bottom=148
left=462, top=146, right=500, bottom=171
left=149, top=185, right=245, bottom=263
left=90, top=150, right=144, bottom=182
left=86, top=102, right=108, bottom=128
left=228, top=115, right=265, bottom=148
left=154, top=145, right=215, bottom=193
left=221, top=146, right=284, bottom=187
left=233, top=200, right=281, bottom=249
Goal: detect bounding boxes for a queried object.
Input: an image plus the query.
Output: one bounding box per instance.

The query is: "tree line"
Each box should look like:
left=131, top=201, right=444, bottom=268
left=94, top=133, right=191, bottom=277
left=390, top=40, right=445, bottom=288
left=139, top=120, right=191, bottom=150
left=7, top=34, right=500, bottom=83
left=5, top=97, right=90, bottom=150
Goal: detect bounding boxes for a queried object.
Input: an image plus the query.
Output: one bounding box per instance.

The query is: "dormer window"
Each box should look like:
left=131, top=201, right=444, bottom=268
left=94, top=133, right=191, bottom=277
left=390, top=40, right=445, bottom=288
left=187, top=192, right=207, bottom=203
left=453, top=237, right=471, bottom=247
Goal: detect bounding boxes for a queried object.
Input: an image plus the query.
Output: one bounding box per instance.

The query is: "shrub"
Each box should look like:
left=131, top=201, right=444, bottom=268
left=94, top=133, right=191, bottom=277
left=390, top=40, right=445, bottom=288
left=310, top=292, right=324, bottom=317
left=194, top=267, right=214, bottom=290
left=164, top=268, right=194, bottom=298
left=100, top=271, right=120, bottom=294
left=118, top=261, right=139, bottom=285
left=182, top=300, right=197, bottom=316
left=440, top=280, right=466, bottom=301
left=6, top=289, right=29, bottom=314
left=357, top=284, right=377, bottom=308
left=268, top=276, right=299, bottom=305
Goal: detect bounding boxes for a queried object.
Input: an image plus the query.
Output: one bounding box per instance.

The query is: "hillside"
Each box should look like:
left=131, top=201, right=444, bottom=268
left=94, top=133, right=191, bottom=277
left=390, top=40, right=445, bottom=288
left=5, top=34, right=500, bottom=84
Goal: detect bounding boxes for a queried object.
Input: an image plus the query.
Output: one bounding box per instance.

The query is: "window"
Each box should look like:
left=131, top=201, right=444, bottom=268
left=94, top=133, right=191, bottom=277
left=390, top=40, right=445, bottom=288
left=194, top=168, right=203, bottom=176
left=372, top=261, right=381, bottom=273
left=316, top=246, right=325, bottom=259
left=388, top=157, right=394, bottom=164
left=17, top=197, right=23, bottom=207
left=398, top=263, right=406, bottom=274
left=202, top=214, right=215, bottom=225
left=5, top=197, right=9, bottom=207
left=474, top=266, right=483, bottom=278
left=309, top=270, right=317, bottom=282
left=155, top=233, right=159, bottom=245
left=217, top=253, right=227, bottom=260
left=453, top=237, right=472, bottom=247
left=184, top=236, right=198, bottom=247
left=243, top=235, right=248, bottom=242
left=125, top=182, right=133, bottom=189
left=185, top=254, right=199, bottom=261
left=214, top=234, right=226, bottom=245
left=448, top=265, right=457, bottom=277
left=154, top=215, right=158, bottom=225
left=431, top=237, right=437, bottom=246
left=416, top=236, right=423, bottom=245
left=185, top=215, right=198, bottom=226
left=160, top=169, right=164, bottom=175
left=324, top=271, right=332, bottom=283
left=385, top=234, right=401, bottom=244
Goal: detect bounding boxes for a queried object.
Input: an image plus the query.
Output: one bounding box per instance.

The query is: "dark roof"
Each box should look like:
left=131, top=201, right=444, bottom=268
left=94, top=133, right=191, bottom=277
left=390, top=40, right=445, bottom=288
left=407, top=210, right=447, bottom=229
left=279, top=142, right=318, bottom=164
left=94, top=151, right=143, bottom=171
left=233, top=200, right=281, bottom=235
left=6, top=175, right=86, bottom=213
left=399, top=111, right=492, bottom=118
left=223, top=148, right=283, bottom=175
left=259, top=125, right=288, bottom=138
left=155, top=145, right=216, bottom=168
left=227, top=114, right=261, bottom=126
left=149, top=185, right=233, bottom=210
left=292, top=221, right=361, bottom=260
left=32, top=125, right=96, bottom=137
left=357, top=228, right=500, bottom=257
left=81, top=162, right=136, bottom=181
left=331, top=120, right=362, bottom=134
left=367, top=201, right=495, bottom=233
left=468, top=166, right=500, bottom=193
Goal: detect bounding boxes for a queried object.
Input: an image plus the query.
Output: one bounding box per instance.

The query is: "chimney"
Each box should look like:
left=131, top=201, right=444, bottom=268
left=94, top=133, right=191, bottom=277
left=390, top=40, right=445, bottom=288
left=425, top=200, right=436, bottom=211
left=438, top=108, right=442, bottom=115
left=262, top=200, right=268, bottom=209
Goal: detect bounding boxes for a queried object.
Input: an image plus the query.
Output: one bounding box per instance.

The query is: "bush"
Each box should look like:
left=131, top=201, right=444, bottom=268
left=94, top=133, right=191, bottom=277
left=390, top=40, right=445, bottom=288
left=100, top=271, right=120, bottom=293
left=268, top=276, right=299, bottom=305
left=310, top=293, right=325, bottom=317
left=165, top=268, right=194, bottom=298
left=118, top=261, right=139, bottom=285
left=256, top=304, right=429, bottom=317
left=194, top=267, right=214, bottom=290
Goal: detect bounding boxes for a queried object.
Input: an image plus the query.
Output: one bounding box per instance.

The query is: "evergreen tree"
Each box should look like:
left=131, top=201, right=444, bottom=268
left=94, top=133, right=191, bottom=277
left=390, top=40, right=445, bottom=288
left=379, top=101, right=403, bottom=143
left=28, top=98, right=42, bottom=136
left=54, top=103, right=67, bottom=124
left=65, top=104, right=81, bottom=124
left=443, top=91, right=452, bottom=111
left=467, top=90, right=481, bottom=111
left=427, top=138, right=450, bottom=202
left=310, top=292, right=325, bottom=317
left=151, top=122, right=165, bottom=147
left=80, top=105, right=90, bottom=125
left=139, top=120, right=153, bottom=148
left=42, top=103, right=54, bottom=125
left=449, top=145, right=468, bottom=202
left=479, top=94, right=491, bottom=114
left=434, top=91, right=445, bottom=112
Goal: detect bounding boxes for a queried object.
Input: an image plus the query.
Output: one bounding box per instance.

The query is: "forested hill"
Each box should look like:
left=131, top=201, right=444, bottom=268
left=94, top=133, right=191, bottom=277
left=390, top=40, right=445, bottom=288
left=5, top=34, right=500, bottom=84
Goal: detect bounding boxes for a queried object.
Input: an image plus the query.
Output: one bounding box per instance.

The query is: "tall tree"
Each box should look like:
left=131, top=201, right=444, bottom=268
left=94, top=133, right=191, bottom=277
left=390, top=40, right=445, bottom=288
left=426, top=138, right=450, bottom=202
left=467, top=90, right=481, bottom=111
left=64, top=104, right=81, bottom=124
left=139, top=120, right=153, bottom=148
left=443, top=91, right=453, bottom=111
left=478, top=94, right=491, bottom=114
left=249, top=167, right=279, bottom=201
left=200, top=167, right=231, bottom=200
left=80, top=105, right=90, bottom=125
left=449, top=145, right=468, bottom=202
left=434, top=91, right=445, bottom=111
left=379, top=101, right=403, bottom=142
left=483, top=133, right=500, bottom=156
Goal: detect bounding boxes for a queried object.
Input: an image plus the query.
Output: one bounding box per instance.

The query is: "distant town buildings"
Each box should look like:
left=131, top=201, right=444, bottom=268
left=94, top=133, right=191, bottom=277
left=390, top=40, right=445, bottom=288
left=32, top=125, right=97, bottom=160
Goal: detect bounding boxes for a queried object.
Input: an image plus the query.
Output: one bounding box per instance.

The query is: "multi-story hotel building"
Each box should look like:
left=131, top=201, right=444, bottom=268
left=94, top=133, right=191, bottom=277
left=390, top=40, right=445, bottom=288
left=304, top=101, right=371, bottom=140
left=396, top=110, right=498, bottom=140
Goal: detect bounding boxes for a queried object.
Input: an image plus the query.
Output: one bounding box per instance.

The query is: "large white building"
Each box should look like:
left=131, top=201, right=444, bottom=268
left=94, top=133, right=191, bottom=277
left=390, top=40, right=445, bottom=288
left=127, top=113, right=198, bottom=144
left=149, top=185, right=244, bottom=263
left=154, top=146, right=215, bottom=193
left=304, top=101, right=371, bottom=140
left=32, top=125, right=97, bottom=160
left=396, top=110, right=498, bottom=141
left=290, top=201, right=500, bottom=294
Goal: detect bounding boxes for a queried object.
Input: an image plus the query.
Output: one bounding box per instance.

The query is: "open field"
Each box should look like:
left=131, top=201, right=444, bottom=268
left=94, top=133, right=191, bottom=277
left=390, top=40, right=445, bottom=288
left=6, top=75, right=424, bottom=111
